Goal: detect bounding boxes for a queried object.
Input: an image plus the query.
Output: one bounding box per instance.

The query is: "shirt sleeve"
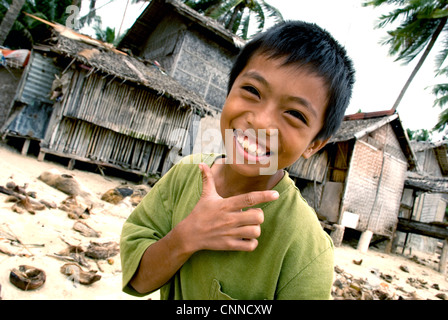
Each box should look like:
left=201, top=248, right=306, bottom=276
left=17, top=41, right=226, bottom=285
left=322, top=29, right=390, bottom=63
left=119, top=175, right=174, bottom=297
left=275, top=242, right=334, bottom=300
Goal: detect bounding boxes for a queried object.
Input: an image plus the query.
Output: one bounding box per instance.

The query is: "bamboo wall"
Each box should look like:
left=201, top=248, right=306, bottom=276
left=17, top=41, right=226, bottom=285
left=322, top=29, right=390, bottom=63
left=140, top=13, right=235, bottom=110
left=50, top=118, right=168, bottom=175
left=342, top=140, right=407, bottom=237
left=46, top=68, right=194, bottom=175
left=288, top=150, right=329, bottom=183
left=61, top=69, right=192, bottom=147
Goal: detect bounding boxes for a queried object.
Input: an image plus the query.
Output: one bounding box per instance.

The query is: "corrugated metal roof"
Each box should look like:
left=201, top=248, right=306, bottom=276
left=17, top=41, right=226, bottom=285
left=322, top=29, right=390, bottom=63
left=17, top=52, right=61, bottom=105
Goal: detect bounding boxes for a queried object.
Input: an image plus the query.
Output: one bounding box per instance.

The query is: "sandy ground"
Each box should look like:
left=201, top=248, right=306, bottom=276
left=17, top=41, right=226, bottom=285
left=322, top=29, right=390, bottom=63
left=0, top=143, right=447, bottom=300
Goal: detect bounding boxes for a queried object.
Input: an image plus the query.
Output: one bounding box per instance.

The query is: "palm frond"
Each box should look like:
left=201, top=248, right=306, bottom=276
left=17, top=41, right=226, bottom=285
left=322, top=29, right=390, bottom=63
left=206, top=0, right=242, bottom=19
left=432, top=82, right=448, bottom=108
left=240, top=12, right=250, bottom=40
left=251, top=1, right=265, bottom=31
left=435, top=31, right=448, bottom=70
left=433, top=107, right=448, bottom=132
left=260, top=0, right=283, bottom=23
left=384, top=18, right=440, bottom=63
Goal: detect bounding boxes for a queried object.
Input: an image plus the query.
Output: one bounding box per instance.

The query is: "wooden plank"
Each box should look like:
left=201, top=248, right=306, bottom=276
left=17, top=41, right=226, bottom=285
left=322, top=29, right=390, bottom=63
left=439, top=239, right=447, bottom=274
left=397, top=218, right=448, bottom=240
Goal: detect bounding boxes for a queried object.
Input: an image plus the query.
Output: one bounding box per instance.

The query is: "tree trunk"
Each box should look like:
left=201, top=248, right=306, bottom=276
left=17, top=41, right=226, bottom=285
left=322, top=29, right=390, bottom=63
left=0, top=0, right=26, bottom=46
left=225, top=3, right=244, bottom=32
left=392, top=17, right=448, bottom=111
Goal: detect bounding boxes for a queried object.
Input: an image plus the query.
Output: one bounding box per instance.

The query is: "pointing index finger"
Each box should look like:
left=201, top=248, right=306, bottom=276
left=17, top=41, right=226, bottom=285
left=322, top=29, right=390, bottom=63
left=227, top=190, right=279, bottom=210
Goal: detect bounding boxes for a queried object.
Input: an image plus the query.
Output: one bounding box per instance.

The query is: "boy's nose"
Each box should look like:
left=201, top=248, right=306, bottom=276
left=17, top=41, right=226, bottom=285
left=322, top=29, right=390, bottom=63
left=246, top=105, right=279, bottom=135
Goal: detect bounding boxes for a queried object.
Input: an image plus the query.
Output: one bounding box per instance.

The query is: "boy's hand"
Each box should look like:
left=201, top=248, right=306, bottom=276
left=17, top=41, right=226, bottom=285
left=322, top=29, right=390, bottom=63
left=178, top=163, right=279, bottom=253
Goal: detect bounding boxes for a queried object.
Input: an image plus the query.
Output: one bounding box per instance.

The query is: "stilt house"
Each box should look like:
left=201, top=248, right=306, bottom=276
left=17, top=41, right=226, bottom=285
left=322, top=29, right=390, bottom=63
left=118, top=0, right=243, bottom=111
left=2, top=19, right=212, bottom=178
left=397, top=141, right=448, bottom=255
left=288, top=111, right=416, bottom=248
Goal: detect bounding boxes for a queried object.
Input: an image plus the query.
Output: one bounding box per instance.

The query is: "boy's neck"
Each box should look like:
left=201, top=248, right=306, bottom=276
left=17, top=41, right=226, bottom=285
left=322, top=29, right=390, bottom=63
left=211, top=157, right=284, bottom=199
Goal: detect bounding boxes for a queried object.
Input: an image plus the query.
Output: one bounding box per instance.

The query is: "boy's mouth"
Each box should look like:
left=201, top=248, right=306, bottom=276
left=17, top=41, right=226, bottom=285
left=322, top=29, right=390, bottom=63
left=233, top=129, right=271, bottom=160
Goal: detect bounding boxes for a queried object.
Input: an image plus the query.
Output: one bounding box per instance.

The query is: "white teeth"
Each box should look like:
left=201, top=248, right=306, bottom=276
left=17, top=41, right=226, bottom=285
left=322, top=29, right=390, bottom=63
left=235, top=131, right=267, bottom=157
left=248, top=144, right=257, bottom=153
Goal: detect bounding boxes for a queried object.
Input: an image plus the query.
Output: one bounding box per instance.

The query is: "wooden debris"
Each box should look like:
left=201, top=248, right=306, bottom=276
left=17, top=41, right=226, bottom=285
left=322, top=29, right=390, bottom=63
left=0, top=244, right=15, bottom=256
left=11, top=197, right=45, bottom=215
left=399, top=265, right=410, bottom=273
left=48, top=243, right=91, bottom=268
left=3, top=225, right=34, bottom=257
left=73, top=221, right=100, bottom=238
left=333, top=265, right=398, bottom=300
left=101, top=188, right=127, bottom=205
left=436, top=293, right=447, bottom=300
left=353, top=259, right=363, bottom=265
left=101, top=185, right=151, bottom=206
left=1, top=185, right=46, bottom=213
left=85, top=241, right=119, bottom=260
left=60, top=263, right=101, bottom=285
left=38, top=169, right=96, bottom=206
left=40, top=199, right=57, bottom=209
left=101, top=184, right=150, bottom=206
left=59, top=196, right=91, bottom=219
left=9, top=265, right=46, bottom=291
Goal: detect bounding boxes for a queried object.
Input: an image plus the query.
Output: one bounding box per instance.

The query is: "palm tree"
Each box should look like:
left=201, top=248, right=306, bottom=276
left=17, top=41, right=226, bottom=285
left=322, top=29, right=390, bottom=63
left=0, top=0, right=26, bottom=45
left=89, top=0, right=283, bottom=39
left=93, top=21, right=126, bottom=46
left=406, top=128, right=432, bottom=141
left=183, top=0, right=283, bottom=39
left=0, top=0, right=91, bottom=48
left=431, top=66, right=448, bottom=132
left=364, top=0, right=448, bottom=111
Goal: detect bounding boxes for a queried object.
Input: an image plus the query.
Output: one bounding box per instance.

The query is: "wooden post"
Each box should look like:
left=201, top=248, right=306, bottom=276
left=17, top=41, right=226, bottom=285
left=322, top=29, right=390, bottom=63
left=68, top=158, right=76, bottom=170
left=330, top=224, right=345, bottom=247
left=21, top=138, right=30, bottom=155
left=384, top=232, right=396, bottom=254
left=357, top=230, right=373, bottom=253
left=439, top=239, right=448, bottom=275
left=37, top=151, right=45, bottom=162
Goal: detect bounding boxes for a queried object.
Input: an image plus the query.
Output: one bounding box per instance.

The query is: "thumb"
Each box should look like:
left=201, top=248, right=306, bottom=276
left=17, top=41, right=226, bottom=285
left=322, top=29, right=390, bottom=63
left=199, top=163, right=218, bottom=197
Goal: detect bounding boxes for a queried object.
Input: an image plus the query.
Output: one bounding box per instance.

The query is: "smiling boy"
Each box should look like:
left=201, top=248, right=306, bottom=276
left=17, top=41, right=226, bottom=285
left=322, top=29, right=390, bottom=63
left=120, top=21, right=355, bottom=300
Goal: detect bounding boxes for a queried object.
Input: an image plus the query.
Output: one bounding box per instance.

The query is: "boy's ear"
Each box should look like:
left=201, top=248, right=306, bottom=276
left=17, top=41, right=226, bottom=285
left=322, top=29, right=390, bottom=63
left=302, top=137, right=331, bottom=159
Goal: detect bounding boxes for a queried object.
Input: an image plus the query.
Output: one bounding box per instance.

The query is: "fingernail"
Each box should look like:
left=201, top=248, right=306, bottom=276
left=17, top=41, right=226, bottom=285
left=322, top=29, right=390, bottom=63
left=271, top=191, right=279, bottom=199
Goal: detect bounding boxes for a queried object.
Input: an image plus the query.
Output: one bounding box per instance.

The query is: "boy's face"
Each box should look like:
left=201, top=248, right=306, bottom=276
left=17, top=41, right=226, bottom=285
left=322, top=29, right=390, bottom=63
left=220, top=53, right=330, bottom=177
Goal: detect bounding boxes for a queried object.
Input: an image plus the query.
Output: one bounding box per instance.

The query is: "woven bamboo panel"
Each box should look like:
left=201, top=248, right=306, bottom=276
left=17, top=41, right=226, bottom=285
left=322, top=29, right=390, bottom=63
left=288, top=150, right=328, bottom=183
left=343, top=141, right=381, bottom=231
left=342, top=140, right=407, bottom=236
left=61, top=69, right=192, bottom=148
left=50, top=118, right=169, bottom=175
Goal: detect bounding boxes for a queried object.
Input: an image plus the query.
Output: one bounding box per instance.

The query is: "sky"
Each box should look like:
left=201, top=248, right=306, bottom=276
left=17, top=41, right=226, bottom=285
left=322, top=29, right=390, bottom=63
left=79, top=0, right=447, bottom=140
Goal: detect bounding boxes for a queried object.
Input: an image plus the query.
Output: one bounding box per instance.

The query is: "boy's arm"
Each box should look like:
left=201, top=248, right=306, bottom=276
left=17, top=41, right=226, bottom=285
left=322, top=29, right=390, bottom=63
left=127, top=163, right=279, bottom=295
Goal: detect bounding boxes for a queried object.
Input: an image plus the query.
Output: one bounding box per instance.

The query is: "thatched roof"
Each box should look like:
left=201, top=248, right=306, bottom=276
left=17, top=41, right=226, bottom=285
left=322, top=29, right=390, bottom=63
left=51, top=35, right=212, bottom=115
left=330, top=111, right=417, bottom=170
left=331, top=115, right=395, bottom=143
left=27, top=13, right=213, bottom=116
left=118, top=0, right=245, bottom=55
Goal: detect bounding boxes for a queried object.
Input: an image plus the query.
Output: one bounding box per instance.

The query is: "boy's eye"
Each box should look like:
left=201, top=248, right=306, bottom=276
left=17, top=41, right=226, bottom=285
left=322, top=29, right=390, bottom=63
left=286, top=110, right=308, bottom=124
left=242, top=85, right=260, bottom=98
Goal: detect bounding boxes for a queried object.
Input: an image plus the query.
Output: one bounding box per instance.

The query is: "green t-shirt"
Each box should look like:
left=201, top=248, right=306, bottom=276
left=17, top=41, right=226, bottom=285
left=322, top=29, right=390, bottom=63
left=120, top=153, right=334, bottom=300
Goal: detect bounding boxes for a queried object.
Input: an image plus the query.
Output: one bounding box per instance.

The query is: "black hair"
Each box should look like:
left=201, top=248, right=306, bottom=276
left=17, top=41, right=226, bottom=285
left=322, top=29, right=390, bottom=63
left=228, top=21, right=355, bottom=141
